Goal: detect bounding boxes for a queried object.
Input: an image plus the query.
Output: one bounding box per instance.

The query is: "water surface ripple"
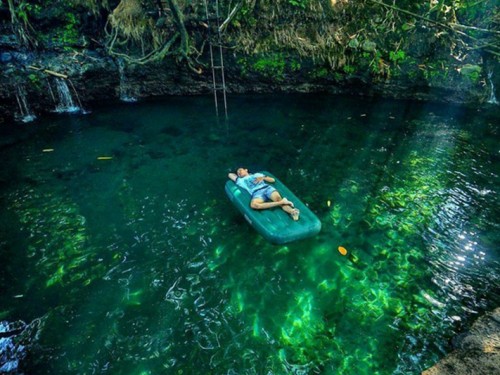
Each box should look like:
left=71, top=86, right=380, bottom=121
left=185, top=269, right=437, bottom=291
left=0, top=95, right=498, bottom=374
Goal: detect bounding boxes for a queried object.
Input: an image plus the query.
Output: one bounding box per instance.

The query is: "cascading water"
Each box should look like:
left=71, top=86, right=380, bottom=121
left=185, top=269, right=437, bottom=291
left=487, top=70, right=498, bottom=105
left=54, top=78, right=80, bottom=113
left=14, top=85, right=36, bottom=123
left=118, top=59, right=138, bottom=102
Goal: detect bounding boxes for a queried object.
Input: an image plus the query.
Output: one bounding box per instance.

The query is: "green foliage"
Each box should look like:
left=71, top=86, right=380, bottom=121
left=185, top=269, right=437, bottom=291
left=389, top=50, right=406, bottom=64
left=52, top=12, right=80, bottom=48
left=38, top=13, right=80, bottom=51
left=460, top=64, right=482, bottom=82
left=287, top=0, right=309, bottom=9
left=370, top=51, right=383, bottom=75
left=343, top=64, right=356, bottom=74
left=421, top=62, right=451, bottom=83
left=290, top=59, right=301, bottom=71
left=32, top=2, right=81, bottom=49
left=333, top=72, right=342, bottom=81
left=348, top=38, right=360, bottom=49
left=250, top=54, right=302, bottom=81
left=233, top=3, right=257, bottom=27
left=454, top=0, right=497, bottom=25
left=401, top=21, right=416, bottom=31
left=310, top=67, right=329, bottom=79
left=253, top=54, right=286, bottom=81
left=28, top=73, right=42, bottom=89
left=237, top=57, right=250, bottom=77
left=16, top=1, right=32, bottom=23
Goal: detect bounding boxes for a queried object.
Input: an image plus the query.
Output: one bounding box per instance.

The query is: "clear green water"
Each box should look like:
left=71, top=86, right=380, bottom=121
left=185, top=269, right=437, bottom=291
left=0, top=94, right=498, bottom=374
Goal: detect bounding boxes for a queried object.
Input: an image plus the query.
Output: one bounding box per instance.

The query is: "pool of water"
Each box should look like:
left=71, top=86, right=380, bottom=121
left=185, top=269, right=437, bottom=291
left=0, top=94, right=498, bottom=374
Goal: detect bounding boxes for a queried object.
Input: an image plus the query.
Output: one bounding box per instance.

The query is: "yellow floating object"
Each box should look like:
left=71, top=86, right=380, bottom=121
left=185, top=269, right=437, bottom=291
left=338, top=246, right=348, bottom=256
left=97, top=156, right=113, bottom=160
left=42, top=149, right=54, bottom=152
left=327, top=200, right=331, bottom=207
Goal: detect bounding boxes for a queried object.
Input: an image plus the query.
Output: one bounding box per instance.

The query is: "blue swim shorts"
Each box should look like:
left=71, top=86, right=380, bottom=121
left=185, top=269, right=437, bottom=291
left=252, top=185, right=277, bottom=201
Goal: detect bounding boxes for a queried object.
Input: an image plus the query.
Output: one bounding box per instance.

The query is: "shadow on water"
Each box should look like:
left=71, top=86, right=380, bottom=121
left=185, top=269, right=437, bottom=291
left=0, top=94, right=498, bottom=374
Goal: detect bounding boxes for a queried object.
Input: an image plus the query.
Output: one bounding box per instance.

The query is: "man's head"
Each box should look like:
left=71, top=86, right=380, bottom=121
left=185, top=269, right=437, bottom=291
left=237, top=167, right=249, bottom=177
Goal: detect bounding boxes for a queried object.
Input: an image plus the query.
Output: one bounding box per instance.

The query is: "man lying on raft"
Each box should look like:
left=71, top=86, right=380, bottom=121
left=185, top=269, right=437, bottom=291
left=228, top=168, right=300, bottom=221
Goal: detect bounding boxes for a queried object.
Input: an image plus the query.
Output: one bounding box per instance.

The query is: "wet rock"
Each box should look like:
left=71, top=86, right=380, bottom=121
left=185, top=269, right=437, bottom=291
left=422, top=308, right=500, bottom=375
left=11, top=52, right=27, bottom=62
left=0, top=43, right=496, bottom=123
left=0, top=320, right=27, bottom=373
left=0, top=52, right=12, bottom=63
left=0, top=34, right=18, bottom=49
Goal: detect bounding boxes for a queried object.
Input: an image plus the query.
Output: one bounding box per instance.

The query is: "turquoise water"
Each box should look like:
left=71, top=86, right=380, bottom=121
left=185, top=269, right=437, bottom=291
left=0, top=94, right=498, bottom=374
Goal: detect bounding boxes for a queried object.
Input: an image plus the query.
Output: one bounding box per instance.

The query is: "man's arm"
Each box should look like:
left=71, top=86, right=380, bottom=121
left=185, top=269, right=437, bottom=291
left=228, top=172, right=238, bottom=182
left=254, top=175, right=275, bottom=183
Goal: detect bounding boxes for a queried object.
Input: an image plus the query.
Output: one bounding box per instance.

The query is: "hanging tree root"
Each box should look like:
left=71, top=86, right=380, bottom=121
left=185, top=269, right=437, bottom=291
left=107, top=32, right=180, bottom=65
left=165, top=0, right=203, bottom=73
left=7, top=0, right=38, bottom=48
left=104, top=0, right=202, bottom=72
left=368, top=0, right=500, bottom=57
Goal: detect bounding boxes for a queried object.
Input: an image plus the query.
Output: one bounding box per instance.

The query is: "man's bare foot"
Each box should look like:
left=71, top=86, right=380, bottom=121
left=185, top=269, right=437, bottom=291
left=290, top=208, right=300, bottom=221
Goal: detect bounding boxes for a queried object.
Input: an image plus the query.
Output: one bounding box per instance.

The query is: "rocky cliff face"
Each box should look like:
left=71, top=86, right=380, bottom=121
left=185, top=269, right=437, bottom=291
left=422, top=308, right=500, bottom=375
left=0, top=0, right=498, bottom=123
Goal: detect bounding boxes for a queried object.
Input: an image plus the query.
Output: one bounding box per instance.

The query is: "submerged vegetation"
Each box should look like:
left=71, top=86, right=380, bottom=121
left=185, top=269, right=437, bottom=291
left=0, top=90, right=498, bottom=373
left=204, top=103, right=499, bottom=373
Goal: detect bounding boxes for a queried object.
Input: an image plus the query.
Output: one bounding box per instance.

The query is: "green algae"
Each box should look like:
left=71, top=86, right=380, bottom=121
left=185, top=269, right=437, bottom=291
left=8, top=188, right=111, bottom=291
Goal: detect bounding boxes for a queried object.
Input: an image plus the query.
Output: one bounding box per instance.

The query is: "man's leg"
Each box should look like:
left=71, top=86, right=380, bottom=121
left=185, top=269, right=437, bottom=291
left=250, top=196, right=291, bottom=210
left=270, top=191, right=300, bottom=220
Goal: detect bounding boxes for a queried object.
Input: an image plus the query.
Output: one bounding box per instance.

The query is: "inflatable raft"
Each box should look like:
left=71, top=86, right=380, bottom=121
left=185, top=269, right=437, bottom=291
left=225, top=171, right=321, bottom=244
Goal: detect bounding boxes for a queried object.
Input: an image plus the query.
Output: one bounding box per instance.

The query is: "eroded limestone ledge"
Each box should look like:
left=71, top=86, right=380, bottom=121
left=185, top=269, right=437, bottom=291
left=422, top=308, right=500, bottom=375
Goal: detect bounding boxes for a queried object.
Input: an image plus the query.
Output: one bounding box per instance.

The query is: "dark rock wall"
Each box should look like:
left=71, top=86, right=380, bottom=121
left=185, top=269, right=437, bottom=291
left=2, top=48, right=493, bottom=123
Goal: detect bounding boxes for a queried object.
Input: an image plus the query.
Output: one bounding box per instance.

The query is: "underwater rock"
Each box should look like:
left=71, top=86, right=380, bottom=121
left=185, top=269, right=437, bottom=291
left=422, top=307, right=500, bottom=375
left=0, top=35, right=18, bottom=49
left=0, top=320, right=27, bottom=373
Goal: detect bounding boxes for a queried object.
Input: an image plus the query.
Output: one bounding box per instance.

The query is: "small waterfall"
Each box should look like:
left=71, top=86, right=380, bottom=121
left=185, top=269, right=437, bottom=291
left=14, top=85, right=36, bottom=123
left=487, top=70, right=498, bottom=105
left=53, top=78, right=81, bottom=113
left=67, top=79, right=87, bottom=113
left=118, top=59, right=138, bottom=102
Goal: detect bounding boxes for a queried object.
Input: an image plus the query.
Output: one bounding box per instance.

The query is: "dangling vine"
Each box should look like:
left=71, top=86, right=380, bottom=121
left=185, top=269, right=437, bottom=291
left=6, top=0, right=38, bottom=48
left=103, top=0, right=202, bottom=71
